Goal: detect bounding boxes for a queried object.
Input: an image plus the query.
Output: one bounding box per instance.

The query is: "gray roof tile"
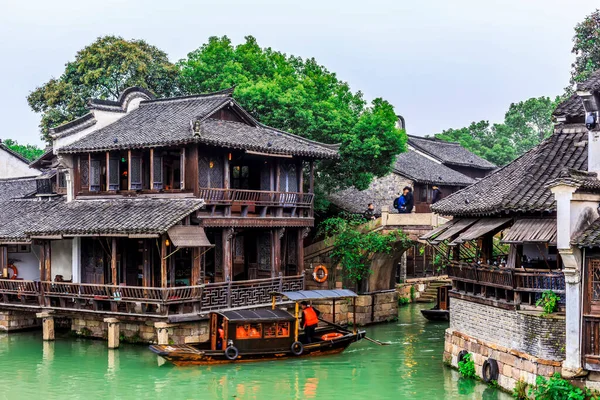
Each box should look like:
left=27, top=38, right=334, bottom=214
left=394, top=150, right=476, bottom=186
left=408, top=136, right=496, bottom=170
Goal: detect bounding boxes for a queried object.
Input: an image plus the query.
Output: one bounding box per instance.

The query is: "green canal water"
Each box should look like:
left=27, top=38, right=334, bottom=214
left=0, top=304, right=510, bottom=400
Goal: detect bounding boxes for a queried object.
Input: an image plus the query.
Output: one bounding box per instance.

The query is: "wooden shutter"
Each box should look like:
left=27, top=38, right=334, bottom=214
left=130, top=155, right=142, bottom=190
left=89, top=160, right=101, bottom=192
left=108, top=157, right=120, bottom=191
left=153, top=155, right=163, bottom=190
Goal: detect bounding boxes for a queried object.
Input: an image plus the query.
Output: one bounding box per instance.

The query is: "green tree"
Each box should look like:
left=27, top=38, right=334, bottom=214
left=571, top=9, right=600, bottom=85
left=434, top=97, right=558, bottom=166
left=2, top=139, right=44, bottom=161
left=179, top=36, right=406, bottom=192
left=28, top=36, right=180, bottom=142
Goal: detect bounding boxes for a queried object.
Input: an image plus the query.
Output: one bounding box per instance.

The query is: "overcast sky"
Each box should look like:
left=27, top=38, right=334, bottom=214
left=0, top=0, right=597, bottom=146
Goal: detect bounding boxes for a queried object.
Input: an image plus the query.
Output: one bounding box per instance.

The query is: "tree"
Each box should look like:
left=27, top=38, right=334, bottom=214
left=28, top=36, right=180, bottom=142
left=571, top=9, right=600, bottom=85
left=179, top=36, right=406, bottom=192
left=2, top=139, right=44, bottom=161
left=434, top=96, right=558, bottom=166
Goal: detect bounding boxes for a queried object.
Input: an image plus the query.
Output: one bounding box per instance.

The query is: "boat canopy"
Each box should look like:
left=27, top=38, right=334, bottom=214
left=275, top=289, right=358, bottom=301
left=216, top=308, right=294, bottom=322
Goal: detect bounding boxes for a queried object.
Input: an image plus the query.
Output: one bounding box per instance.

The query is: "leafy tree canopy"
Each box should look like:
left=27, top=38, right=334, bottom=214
left=179, top=36, right=406, bottom=191
left=2, top=139, right=44, bottom=161
left=434, top=96, right=558, bottom=166
left=571, top=9, right=600, bottom=85
left=28, top=35, right=180, bottom=142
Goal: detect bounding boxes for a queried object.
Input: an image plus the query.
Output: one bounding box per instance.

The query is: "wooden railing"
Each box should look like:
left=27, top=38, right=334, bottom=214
left=0, top=275, right=304, bottom=317
left=447, top=261, right=565, bottom=306
left=584, top=316, right=600, bottom=364
left=198, top=188, right=314, bottom=208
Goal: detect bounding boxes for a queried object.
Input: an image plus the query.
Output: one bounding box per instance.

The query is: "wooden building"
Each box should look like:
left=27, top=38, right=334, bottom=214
left=0, top=87, right=336, bottom=325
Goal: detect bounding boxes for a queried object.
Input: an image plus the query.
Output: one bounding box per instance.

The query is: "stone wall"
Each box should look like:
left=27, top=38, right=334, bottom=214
left=354, top=292, right=398, bottom=325
left=313, top=300, right=349, bottom=325
left=450, top=298, right=566, bottom=361
left=71, top=315, right=209, bottom=344
left=444, top=329, right=562, bottom=392
left=0, top=310, right=40, bottom=332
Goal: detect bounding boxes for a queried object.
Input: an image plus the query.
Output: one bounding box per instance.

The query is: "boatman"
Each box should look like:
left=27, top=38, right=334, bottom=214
left=217, top=322, right=225, bottom=350
left=300, top=301, right=320, bottom=343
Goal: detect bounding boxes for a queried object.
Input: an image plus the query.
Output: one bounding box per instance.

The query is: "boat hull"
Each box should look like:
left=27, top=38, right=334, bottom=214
left=420, top=309, right=449, bottom=321
left=150, top=331, right=365, bottom=366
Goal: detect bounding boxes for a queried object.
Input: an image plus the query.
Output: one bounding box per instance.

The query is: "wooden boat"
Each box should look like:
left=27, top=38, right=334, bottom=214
left=150, top=289, right=366, bottom=366
left=421, top=285, right=451, bottom=322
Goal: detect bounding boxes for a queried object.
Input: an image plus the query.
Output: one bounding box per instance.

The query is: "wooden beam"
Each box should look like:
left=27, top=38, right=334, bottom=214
left=161, top=235, right=167, bottom=288
left=150, top=149, right=154, bottom=191
left=127, top=150, right=132, bottom=191
left=111, top=238, right=117, bottom=285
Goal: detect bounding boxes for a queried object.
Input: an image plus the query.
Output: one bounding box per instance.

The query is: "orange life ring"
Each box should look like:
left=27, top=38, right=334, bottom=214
left=7, top=265, right=18, bottom=280
left=321, top=332, right=343, bottom=341
left=312, top=265, right=328, bottom=283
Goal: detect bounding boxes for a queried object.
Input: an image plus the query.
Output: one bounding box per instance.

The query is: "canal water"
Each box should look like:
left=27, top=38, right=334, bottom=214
left=0, top=304, right=510, bottom=400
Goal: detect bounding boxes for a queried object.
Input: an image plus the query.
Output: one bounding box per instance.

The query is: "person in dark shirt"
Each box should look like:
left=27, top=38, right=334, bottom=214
left=431, top=185, right=442, bottom=204
left=363, top=203, right=376, bottom=220
left=399, top=187, right=414, bottom=213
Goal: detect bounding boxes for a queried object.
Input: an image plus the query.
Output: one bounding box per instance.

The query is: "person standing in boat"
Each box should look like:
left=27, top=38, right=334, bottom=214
left=300, top=301, right=321, bottom=343
left=217, top=322, right=225, bottom=350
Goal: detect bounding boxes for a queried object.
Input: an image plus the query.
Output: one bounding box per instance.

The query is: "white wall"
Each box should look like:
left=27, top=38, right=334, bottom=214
left=0, top=148, right=41, bottom=179
left=51, top=239, right=73, bottom=281
left=8, top=245, right=40, bottom=281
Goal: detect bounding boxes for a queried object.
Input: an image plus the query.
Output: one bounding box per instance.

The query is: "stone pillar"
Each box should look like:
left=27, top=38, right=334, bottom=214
left=155, top=322, right=170, bottom=345
left=72, top=237, right=81, bottom=283
left=104, top=318, right=120, bottom=349
left=37, top=312, right=55, bottom=341
left=381, top=206, right=389, bottom=226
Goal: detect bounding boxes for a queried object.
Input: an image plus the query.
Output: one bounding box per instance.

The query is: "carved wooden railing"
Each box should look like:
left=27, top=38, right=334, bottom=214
left=447, top=261, right=565, bottom=305
left=583, top=316, right=600, bottom=364
left=0, top=275, right=304, bottom=317
left=198, top=188, right=314, bottom=208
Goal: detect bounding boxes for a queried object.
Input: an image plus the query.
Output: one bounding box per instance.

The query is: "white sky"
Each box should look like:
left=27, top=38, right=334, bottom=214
left=0, top=0, right=597, bottom=146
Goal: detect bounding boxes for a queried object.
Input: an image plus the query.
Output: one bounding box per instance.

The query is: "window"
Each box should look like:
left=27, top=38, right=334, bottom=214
left=235, top=323, right=262, bottom=339
left=263, top=322, right=290, bottom=338
left=419, top=185, right=428, bottom=203
left=232, top=165, right=250, bottom=189
left=591, top=259, right=600, bottom=302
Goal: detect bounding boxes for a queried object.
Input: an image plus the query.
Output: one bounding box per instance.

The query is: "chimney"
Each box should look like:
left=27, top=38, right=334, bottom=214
left=577, top=90, right=600, bottom=174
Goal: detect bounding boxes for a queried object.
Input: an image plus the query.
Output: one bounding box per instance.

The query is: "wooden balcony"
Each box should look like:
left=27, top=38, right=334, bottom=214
left=0, top=275, right=304, bottom=320
left=447, top=261, right=565, bottom=309
left=199, top=188, right=314, bottom=207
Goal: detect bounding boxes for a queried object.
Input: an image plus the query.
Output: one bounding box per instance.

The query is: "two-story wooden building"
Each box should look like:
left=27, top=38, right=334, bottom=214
left=0, top=87, right=337, bottom=343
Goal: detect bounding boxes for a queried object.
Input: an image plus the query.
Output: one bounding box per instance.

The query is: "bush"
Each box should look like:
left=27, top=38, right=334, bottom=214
left=409, top=286, right=416, bottom=302
left=458, top=353, right=476, bottom=379
left=513, top=380, right=528, bottom=399
left=528, top=373, right=590, bottom=400
left=398, top=297, right=410, bottom=306
left=536, top=290, right=560, bottom=315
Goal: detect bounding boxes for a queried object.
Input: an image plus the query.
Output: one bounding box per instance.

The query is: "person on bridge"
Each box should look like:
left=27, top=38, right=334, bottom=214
left=363, top=203, right=376, bottom=220
left=431, top=185, right=442, bottom=204
left=398, top=187, right=414, bottom=214
left=300, top=301, right=321, bottom=343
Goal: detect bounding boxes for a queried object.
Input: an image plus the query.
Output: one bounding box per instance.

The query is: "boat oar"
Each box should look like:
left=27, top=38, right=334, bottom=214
left=318, top=318, right=390, bottom=346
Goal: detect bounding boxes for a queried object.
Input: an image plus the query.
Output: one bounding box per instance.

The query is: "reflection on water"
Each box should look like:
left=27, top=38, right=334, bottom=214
left=0, top=304, right=510, bottom=399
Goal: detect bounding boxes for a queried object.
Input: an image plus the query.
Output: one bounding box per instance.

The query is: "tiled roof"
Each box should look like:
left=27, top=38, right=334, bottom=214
left=24, top=198, right=205, bottom=237
left=0, top=177, right=38, bottom=201
left=393, top=150, right=476, bottom=186
left=0, top=200, right=62, bottom=243
left=58, top=90, right=339, bottom=159
left=554, top=94, right=584, bottom=121
left=431, top=124, right=588, bottom=216
left=408, top=136, right=496, bottom=170
left=576, top=70, right=600, bottom=92
left=572, top=218, right=600, bottom=248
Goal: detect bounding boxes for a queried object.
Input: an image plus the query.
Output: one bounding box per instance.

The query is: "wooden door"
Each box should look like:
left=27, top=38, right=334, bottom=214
left=81, top=238, right=105, bottom=284
left=583, top=258, right=600, bottom=369
left=439, top=287, right=448, bottom=310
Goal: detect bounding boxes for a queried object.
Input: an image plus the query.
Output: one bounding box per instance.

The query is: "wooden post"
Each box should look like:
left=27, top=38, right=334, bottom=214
left=352, top=297, right=357, bottom=334
left=161, top=235, right=167, bottom=288
left=294, top=302, right=299, bottom=342
left=37, top=312, right=54, bottom=341
left=191, top=247, right=201, bottom=286
left=275, top=160, right=281, bottom=192
left=0, top=246, right=7, bottom=278
left=222, top=228, right=233, bottom=281
left=44, top=242, right=52, bottom=282
left=150, top=149, right=155, bottom=190
left=127, top=150, right=132, bottom=191
left=298, top=160, right=304, bottom=193
left=223, top=153, right=230, bottom=189
left=272, top=229, right=282, bottom=278
left=104, top=318, right=120, bottom=349
left=106, top=152, right=110, bottom=191
left=39, top=243, right=46, bottom=281
left=309, top=161, right=314, bottom=193
left=180, top=147, right=186, bottom=190
left=186, top=146, right=199, bottom=196
left=332, top=299, right=336, bottom=324
left=111, top=238, right=117, bottom=285
left=297, top=229, right=305, bottom=276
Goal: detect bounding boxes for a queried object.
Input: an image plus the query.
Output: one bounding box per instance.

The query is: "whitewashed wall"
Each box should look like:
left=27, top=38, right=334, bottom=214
left=8, top=245, right=40, bottom=280
left=0, top=148, right=41, bottom=179
left=51, top=239, right=73, bottom=280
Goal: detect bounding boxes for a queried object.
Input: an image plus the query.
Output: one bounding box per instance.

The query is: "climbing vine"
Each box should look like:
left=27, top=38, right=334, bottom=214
left=319, top=214, right=410, bottom=287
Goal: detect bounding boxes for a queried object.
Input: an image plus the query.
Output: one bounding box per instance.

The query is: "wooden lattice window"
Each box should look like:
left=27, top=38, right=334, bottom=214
left=80, top=156, right=89, bottom=190
left=108, top=157, right=120, bottom=191
left=199, top=156, right=223, bottom=188
left=58, top=171, right=67, bottom=189
left=279, top=163, right=298, bottom=192
left=89, top=160, right=101, bottom=192
left=592, top=259, right=600, bottom=302
left=130, top=155, right=142, bottom=190
left=153, top=155, right=163, bottom=190
left=258, top=232, right=272, bottom=271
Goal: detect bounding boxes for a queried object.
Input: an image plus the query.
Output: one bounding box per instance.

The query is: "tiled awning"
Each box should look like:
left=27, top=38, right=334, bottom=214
left=167, top=225, right=213, bottom=248
left=501, top=218, right=557, bottom=245
left=448, top=218, right=512, bottom=246
left=419, top=219, right=456, bottom=241
left=430, top=218, right=478, bottom=244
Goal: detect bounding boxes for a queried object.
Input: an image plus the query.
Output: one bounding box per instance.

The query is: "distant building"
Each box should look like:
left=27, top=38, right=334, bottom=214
left=328, top=134, right=495, bottom=214
left=0, top=140, right=40, bottom=179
